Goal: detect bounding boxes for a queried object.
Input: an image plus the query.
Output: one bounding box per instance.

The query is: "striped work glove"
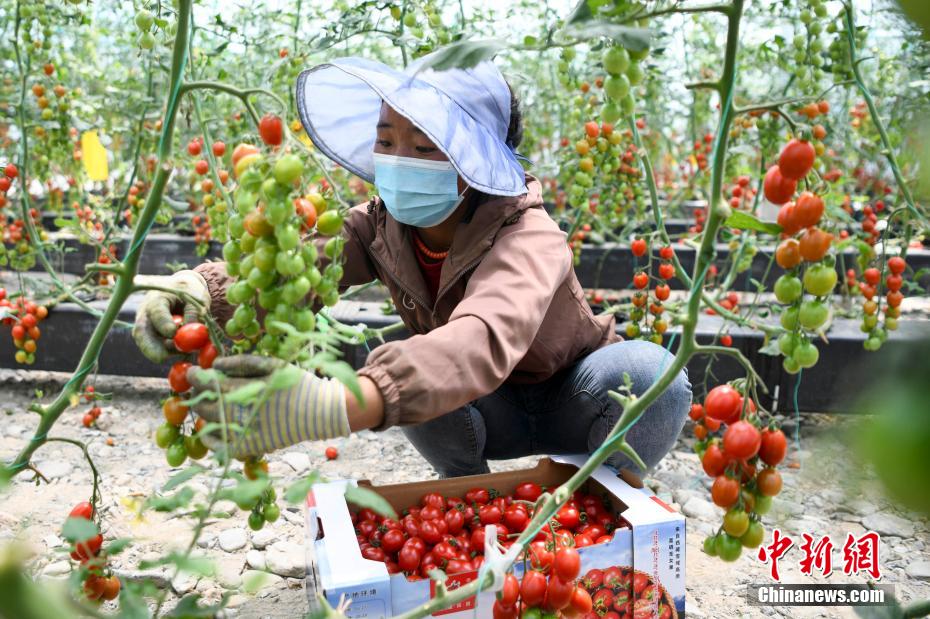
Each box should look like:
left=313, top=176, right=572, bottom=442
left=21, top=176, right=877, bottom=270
left=186, top=355, right=350, bottom=459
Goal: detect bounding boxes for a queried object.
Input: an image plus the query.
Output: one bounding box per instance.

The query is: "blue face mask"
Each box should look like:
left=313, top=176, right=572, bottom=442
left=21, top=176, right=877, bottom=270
left=372, top=153, right=465, bottom=227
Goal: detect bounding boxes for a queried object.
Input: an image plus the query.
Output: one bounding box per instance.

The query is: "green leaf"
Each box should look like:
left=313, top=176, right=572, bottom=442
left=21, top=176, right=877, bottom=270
left=758, top=336, right=782, bottom=357
left=561, top=21, right=652, bottom=51
left=724, top=210, right=782, bottom=235
left=105, top=538, right=133, bottom=555
left=145, top=487, right=195, bottom=512
left=225, top=380, right=266, bottom=405
left=266, top=365, right=304, bottom=392
left=61, top=517, right=98, bottom=542
left=344, top=484, right=397, bottom=520
left=162, top=465, right=205, bottom=492
left=318, top=359, right=362, bottom=404
left=284, top=472, right=322, bottom=505
left=413, top=39, right=507, bottom=72
left=220, top=478, right=270, bottom=507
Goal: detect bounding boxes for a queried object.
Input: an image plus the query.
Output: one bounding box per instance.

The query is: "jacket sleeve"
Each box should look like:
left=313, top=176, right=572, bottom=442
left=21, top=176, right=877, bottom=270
left=195, top=200, right=377, bottom=326
left=357, top=211, right=572, bottom=429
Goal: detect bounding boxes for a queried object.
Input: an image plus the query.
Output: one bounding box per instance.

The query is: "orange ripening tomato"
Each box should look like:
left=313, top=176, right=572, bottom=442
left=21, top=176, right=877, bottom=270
left=777, top=202, right=802, bottom=236
left=775, top=238, right=802, bottom=269
left=793, top=191, right=825, bottom=228
left=799, top=227, right=833, bottom=262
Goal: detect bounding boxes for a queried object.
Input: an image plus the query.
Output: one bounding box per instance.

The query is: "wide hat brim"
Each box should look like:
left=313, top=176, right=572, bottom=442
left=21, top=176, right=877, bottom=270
left=295, top=57, right=527, bottom=197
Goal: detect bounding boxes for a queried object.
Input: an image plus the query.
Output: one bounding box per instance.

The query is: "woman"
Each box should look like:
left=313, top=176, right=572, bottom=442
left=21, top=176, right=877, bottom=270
left=132, top=54, right=691, bottom=480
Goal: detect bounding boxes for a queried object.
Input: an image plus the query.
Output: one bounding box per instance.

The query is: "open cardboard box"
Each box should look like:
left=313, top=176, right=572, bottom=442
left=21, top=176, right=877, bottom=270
left=305, top=456, right=685, bottom=619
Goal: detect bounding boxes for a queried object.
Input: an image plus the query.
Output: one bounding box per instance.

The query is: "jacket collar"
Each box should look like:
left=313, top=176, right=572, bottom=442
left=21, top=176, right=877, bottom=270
left=369, top=174, right=544, bottom=310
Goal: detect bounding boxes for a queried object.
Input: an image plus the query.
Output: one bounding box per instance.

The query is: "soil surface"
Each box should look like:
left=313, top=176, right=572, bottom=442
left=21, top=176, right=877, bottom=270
left=1, top=369, right=928, bottom=619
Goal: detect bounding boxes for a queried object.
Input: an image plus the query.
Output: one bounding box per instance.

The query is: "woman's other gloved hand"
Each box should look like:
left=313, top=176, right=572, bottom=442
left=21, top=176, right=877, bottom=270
left=132, top=270, right=210, bottom=363
left=186, top=355, right=350, bottom=459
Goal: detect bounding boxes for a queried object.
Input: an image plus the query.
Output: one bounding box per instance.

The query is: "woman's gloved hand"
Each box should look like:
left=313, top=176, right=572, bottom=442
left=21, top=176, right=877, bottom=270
left=186, top=355, right=350, bottom=459
left=132, top=270, right=211, bottom=363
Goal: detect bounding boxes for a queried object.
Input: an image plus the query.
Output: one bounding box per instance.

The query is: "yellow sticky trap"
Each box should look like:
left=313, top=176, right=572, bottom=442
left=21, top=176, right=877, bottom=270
left=80, top=130, right=109, bottom=181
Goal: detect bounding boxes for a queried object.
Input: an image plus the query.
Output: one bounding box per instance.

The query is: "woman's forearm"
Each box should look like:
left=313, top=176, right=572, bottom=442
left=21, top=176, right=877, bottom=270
left=346, top=376, right=385, bottom=430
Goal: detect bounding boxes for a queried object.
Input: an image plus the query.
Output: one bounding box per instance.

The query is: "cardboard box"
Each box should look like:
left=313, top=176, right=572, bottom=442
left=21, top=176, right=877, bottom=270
left=305, top=456, right=685, bottom=619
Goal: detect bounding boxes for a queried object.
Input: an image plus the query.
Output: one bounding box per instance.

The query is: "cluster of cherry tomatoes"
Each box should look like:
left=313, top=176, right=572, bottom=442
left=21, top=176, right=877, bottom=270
left=79, top=385, right=105, bottom=428
left=156, top=320, right=215, bottom=467
left=0, top=163, right=17, bottom=210
left=724, top=175, right=756, bottom=211
left=65, top=501, right=121, bottom=603
left=123, top=179, right=149, bottom=226
left=690, top=384, right=787, bottom=562
left=0, top=288, right=49, bottom=365
left=189, top=137, right=233, bottom=250
left=352, top=484, right=628, bottom=582
left=491, top=549, right=593, bottom=619
left=626, top=240, right=674, bottom=343
left=857, top=256, right=907, bottom=351
left=577, top=566, right=673, bottom=619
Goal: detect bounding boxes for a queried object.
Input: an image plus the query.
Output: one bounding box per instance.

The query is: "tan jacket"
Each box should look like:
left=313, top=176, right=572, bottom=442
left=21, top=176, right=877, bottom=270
left=195, top=175, right=619, bottom=429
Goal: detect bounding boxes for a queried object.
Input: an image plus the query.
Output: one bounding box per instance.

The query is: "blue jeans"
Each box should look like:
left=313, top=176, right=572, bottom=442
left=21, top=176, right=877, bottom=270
left=401, top=340, right=692, bottom=478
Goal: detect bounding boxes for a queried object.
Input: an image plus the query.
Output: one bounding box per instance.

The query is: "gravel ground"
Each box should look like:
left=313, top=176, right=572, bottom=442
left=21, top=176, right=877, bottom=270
left=0, top=369, right=928, bottom=619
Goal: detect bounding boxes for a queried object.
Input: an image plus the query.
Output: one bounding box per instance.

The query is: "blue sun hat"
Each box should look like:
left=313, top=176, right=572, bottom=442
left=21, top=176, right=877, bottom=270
left=295, top=52, right=528, bottom=197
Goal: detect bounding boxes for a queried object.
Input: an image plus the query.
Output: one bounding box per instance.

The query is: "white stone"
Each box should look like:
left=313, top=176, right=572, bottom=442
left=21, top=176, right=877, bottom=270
left=215, top=559, right=243, bottom=590
left=171, top=571, right=199, bottom=595
left=246, top=550, right=266, bottom=570
left=282, top=452, right=312, bottom=474
left=218, top=528, right=249, bottom=552
left=250, top=528, right=276, bottom=550
left=241, top=569, right=284, bottom=593
left=681, top=497, right=717, bottom=520
left=37, top=459, right=72, bottom=479
left=196, top=531, right=217, bottom=549
left=861, top=512, right=915, bottom=538
left=43, top=534, right=63, bottom=548
left=281, top=509, right=304, bottom=526
left=905, top=560, right=930, bottom=580
left=42, top=560, right=72, bottom=577
left=265, top=542, right=305, bottom=578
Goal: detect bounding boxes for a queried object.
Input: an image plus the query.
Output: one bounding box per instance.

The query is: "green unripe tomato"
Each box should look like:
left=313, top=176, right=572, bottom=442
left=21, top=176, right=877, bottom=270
left=715, top=533, right=743, bottom=562
left=326, top=263, right=344, bottom=282
left=301, top=243, right=318, bottom=265
left=235, top=190, right=257, bottom=216
left=263, top=502, right=281, bottom=523
left=273, top=154, right=304, bottom=185
left=620, top=93, right=635, bottom=116
left=226, top=281, right=253, bottom=305
left=135, top=9, right=154, bottom=30
left=602, top=46, right=630, bottom=75
left=239, top=168, right=263, bottom=194
left=277, top=224, right=300, bottom=252
left=803, top=263, right=838, bottom=296
left=258, top=289, right=282, bottom=310
left=307, top=267, right=323, bottom=288
left=793, top=339, right=820, bottom=368
left=601, top=102, right=622, bottom=124
left=247, top=267, right=275, bottom=290
left=323, top=289, right=340, bottom=307
left=155, top=423, right=180, bottom=449
left=780, top=306, right=800, bottom=330
left=166, top=439, right=187, bottom=467
left=799, top=300, right=829, bottom=330
left=265, top=199, right=291, bottom=226
left=403, top=12, right=417, bottom=27
left=239, top=232, right=257, bottom=253
left=324, top=237, right=345, bottom=260
left=222, top=240, right=242, bottom=264
left=778, top=332, right=800, bottom=356
left=139, top=31, right=156, bottom=50
left=723, top=508, right=750, bottom=537
left=625, top=323, right=640, bottom=338
left=254, top=245, right=277, bottom=273
left=753, top=494, right=772, bottom=515
left=740, top=521, right=765, bottom=548
left=703, top=535, right=718, bottom=556
left=185, top=436, right=208, bottom=460
left=316, top=210, right=344, bottom=235
left=242, top=320, right=261, bottom=338
left=227, top=214, right=245, bottom=239
left=295, top=310, right=316, bottom=331
left=862, top=314, right=878, bottom=330
left=626, top=62, right=644, bottom=85
left=248, top=511, right=265, bottom=531
left=774, top=274, right=802, bottom=304
left=783, top=356, right=801, bottom=374
left=603, top=74, right=631, bottom=101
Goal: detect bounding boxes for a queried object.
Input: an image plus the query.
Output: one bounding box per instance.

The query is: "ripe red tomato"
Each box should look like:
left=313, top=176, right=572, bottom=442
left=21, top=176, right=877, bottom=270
left=763, top=165, right=797, bottom=205
left=381, top=529, right=405, bottom=553
left=397, top=543, right=422, bottom=571
left=528, top=540, right=554, bottom=571
left=701, top=443, right=728, bottom=477
left=197, top=342, right=218, bottom=369
left=168, top=361, right=193, bottom=393
left=465, top=487, right=490, bottom=505
left=520, top=570, right=548, bottom=607
left=688, top=403, right=704, bottom=421
left=83, top=574, right=107, bottom=600
left=556, top=504, right=581, bottom=530
left=503, top=504, right=528, bottom=532
left=493, top=600, right=518, bottom=619
left=794, top=191, right=824, bottom=228
left=633, top=272, right=648, bottom=289
left=569, top=587, right=593, bottom=615
left=325, top=446, right=338, bottom=460
left=711, top=475, right=740, bottom=507
left=582, top=568, right=603, bottom=590
left=514, top=481, right=543, bottom=502
left=778, top=139, right=816, bottom=180
left=212, top=141, right=226, bottom=157
left=174, top=322, right=209, bottom=353
left=187, top=140, right=202, bottom=156
left=259, top=114, right=284, bottom=146
left=479, top=504, right=502, bottom=525
left=631, top=238, right=647, bottom=257
left=704, top=385, right=741, bottom=422
left=101, top=575, right=121, bottom=601
left=71, top=533, right=103, bottom=561
left=887, top=256, right=906, bottom=275
left=547, top=574, right=575, bottom=609
left=5, top=163, right=20, bottom=179
left=723, top=420, right=761, bottom=459
left=69, top=501, right=95, bottom=520
left=659, top=246, right=674, bottom=260
left=757, top=468, right=783, bottom=496
left=194, top=159, right=209, bottom=175
left=658, top=263, right=675, bottom=280
left=759, top=429, right=787, bottom=466
left=498, top=573, right=519, bottom=607
left=553, top=547, right=581, bottom=581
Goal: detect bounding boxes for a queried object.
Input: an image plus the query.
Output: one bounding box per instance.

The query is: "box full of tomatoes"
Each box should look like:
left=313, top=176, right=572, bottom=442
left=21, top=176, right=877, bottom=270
left=304, top=456, right=685, bottom=619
